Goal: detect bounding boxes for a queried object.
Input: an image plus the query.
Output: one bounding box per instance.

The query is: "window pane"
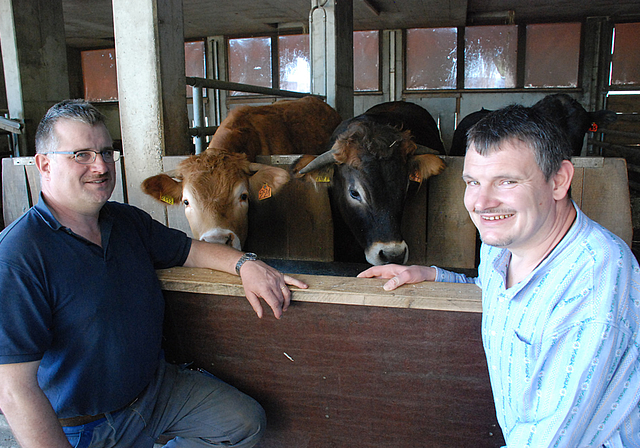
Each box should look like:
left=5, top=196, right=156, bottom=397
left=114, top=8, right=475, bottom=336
left=81, top=49, right=118, bottom=101
left=278, top=34, right=310, bottom=93
left=185, top=40, right=205, bottom=97
left=465, top=25, right=517, bottom=89
left=354, top=30, right=380, bottom=92
left=525, top=23, right=580, bottom=88
left=611, top=22, right=640, bottom=86
left=406, top=28, right=457, bottom=90
left=228, top=37, right=272, bottom=95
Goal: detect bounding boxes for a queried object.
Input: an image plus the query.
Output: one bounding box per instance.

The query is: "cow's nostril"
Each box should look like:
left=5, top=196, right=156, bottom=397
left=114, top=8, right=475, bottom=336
left=379, top=247, right=407, bottom=264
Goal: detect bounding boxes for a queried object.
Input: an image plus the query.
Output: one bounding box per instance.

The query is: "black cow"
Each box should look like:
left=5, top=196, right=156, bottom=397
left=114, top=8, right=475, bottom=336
left=449, top=94, right=617, bottom=156
left=294, top=101, right=445, bottom=265
left=449, top=108, right=492, bottom=156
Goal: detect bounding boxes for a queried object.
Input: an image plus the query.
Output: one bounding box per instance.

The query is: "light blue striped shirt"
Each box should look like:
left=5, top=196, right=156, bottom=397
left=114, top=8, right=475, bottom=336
left=436, top=204, right=640, bottom=447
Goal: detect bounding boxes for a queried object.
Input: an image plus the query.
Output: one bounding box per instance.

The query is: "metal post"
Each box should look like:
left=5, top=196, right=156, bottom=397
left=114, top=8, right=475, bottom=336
left=193, top=85, right=204, bottom=154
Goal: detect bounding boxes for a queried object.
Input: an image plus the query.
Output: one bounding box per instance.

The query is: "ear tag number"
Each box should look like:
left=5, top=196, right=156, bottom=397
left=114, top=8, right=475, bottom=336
left=315, top=174, right=331, bottom=183
left=259, top=184, right=272, bottom=200
left=589, top=122, right=598, bottom=132
left=314, top=167, right=333, bottom=183
left=160, top=195, right=174, bottom=205
left=409, top=171, right=422, bottom=183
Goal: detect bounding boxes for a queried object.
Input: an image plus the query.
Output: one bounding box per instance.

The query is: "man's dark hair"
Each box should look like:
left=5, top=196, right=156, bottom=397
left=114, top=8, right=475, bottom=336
left=466, top=104, right=573, bottom=181
left=35, top=99, right=107, bottom=154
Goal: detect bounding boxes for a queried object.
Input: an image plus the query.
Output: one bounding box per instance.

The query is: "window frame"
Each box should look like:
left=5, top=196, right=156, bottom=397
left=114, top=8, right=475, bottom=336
left=402, top=22, right=584, bottom=94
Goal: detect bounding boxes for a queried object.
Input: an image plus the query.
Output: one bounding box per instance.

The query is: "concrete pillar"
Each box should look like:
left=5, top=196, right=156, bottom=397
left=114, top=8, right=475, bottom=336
left=112, top=0, right=190, bottom=221
left=0, top=0, right=69, bottom=155
left=309, top=0, right=353, bottom=120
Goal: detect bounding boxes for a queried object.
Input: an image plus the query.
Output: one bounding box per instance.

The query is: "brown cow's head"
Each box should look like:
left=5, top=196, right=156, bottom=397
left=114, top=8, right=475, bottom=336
left=142, top=148, right=290, bottom=249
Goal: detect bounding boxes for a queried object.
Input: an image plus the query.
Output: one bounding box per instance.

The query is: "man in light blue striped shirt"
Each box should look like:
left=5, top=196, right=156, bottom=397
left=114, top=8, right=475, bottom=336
left=360, top=105, right=640, bottom=447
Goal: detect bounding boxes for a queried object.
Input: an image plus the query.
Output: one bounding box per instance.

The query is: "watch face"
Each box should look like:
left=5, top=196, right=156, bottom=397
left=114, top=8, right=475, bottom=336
left=236, top=253, right=258, bottom=275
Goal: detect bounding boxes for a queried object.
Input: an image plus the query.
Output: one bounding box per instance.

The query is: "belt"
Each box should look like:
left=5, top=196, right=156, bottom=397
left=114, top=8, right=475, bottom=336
left=58, top=396, right=139, bottom=427
left=59, top=413, right=107, bottom=427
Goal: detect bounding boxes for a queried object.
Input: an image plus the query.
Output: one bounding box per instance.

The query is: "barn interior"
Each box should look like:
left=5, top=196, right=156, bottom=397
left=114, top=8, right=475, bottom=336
left=1, top=1, right=640, bottom=447
left=1, top=0, right=639, bottom=243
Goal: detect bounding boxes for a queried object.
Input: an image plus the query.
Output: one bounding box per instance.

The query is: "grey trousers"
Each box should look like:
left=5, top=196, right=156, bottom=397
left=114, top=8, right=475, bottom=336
left=62, top=361, right=266, bottom=448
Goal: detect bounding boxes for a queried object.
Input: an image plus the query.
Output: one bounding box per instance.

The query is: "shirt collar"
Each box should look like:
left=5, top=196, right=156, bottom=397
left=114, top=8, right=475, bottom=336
left=33, top=193, right=114, bottom=237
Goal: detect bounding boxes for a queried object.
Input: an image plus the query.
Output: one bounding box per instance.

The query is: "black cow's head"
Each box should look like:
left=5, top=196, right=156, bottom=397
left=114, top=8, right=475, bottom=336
left=295, top=120, right=445, bottom=265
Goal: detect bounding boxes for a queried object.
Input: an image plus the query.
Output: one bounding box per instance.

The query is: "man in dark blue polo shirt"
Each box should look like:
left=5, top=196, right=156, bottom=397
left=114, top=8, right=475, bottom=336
left=0, top=99, right=307, bottom=448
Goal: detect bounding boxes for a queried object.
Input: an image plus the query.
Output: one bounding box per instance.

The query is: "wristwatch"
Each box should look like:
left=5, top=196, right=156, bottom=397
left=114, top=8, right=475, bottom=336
left=235, top=252, right=258, bottom=275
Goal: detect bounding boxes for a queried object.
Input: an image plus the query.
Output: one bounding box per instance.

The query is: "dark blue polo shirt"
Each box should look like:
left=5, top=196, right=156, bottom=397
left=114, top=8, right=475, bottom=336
left=0, top=196, right=191, bottom=418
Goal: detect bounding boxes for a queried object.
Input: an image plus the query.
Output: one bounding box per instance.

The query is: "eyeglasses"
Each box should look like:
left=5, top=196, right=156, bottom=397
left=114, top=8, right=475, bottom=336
left=44, top=149, right=121, bottom=164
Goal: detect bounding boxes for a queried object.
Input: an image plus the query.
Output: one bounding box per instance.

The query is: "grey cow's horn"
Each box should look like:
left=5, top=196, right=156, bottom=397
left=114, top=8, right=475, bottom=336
left=298, top=148, right=338, bottom=175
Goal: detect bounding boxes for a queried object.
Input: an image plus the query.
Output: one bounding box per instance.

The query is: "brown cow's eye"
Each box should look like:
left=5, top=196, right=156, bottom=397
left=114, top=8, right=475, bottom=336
left=183, top=199, right=189, bottom=206
left=240, top=193, right=248, bottom=201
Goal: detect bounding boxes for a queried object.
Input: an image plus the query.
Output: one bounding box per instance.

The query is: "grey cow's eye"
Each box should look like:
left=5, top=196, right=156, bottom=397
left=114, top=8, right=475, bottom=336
left=349, top=189, right=362, bottom=201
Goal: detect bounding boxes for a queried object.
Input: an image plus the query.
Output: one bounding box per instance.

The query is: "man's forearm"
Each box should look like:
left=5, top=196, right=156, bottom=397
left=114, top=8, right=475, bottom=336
left=183, top=239, right=242, bottom=274
left=0, top=362, right=72, bottom=448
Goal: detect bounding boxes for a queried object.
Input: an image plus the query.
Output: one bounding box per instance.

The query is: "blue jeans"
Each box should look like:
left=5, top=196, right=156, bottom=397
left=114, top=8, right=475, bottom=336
left=62, top=361, right=266, bottom=448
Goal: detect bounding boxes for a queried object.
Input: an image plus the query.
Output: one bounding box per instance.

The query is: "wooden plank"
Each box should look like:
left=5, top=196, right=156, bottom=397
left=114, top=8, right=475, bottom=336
left=160, top=269, right=501, bottom=448
left=426, top=156, right=477, bottom=269
left=157, top=267, right=482, bottom=313
left=571, top=163, right=585, bottom=206
left=247, top=178, right=334, bottom=262
left=110, top=157, right=126, bottom=203
left=2, top=157, right=33, bottom=226
left=577, top=157, right=633, bottom=246
left=402, top=179, right=428, bottom=264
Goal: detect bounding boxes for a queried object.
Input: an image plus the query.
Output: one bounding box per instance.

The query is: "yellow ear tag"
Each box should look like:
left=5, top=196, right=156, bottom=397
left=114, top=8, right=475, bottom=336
left=258, top=184, right=272, bottom=200
left=314, top=166, right=333, bottom=183
left=160, top=195, right=175, bottom=205
left=315, top=174, right=331, bottom=183
left=409, top=171, right=422, bottom=183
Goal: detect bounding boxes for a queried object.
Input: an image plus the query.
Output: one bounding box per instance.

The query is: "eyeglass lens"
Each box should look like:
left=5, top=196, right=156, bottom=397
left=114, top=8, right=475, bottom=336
left=75, top=150, right=120, bottom=164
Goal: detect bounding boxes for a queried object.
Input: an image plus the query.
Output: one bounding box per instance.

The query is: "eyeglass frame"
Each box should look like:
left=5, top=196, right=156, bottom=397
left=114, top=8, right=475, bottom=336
left=43, top=149, right=122, bottom=164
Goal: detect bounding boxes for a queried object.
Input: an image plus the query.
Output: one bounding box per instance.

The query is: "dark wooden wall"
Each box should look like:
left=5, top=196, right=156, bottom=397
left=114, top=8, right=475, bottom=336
left=160, top=269, right=505, bottom=448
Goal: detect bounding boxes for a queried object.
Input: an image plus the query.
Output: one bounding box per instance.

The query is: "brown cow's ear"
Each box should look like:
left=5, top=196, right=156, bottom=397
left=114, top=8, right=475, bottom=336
left=248, top=166, right=291, bottom=202
left=409, top=154, right=446, bottom=184
left=140, top=173, right=183, bottom=206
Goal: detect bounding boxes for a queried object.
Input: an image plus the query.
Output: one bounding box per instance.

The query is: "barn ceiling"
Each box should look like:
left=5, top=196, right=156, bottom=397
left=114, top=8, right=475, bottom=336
left=62, top=0, right=640, bottom=49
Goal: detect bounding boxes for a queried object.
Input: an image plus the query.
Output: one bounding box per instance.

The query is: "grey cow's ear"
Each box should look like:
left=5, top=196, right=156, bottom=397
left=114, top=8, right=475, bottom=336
left=408, top=154, right=446, bottom=184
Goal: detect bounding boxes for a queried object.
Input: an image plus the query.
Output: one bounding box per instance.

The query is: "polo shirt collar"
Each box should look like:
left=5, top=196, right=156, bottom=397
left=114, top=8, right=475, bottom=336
left=33, top=194, right=114, bottom=249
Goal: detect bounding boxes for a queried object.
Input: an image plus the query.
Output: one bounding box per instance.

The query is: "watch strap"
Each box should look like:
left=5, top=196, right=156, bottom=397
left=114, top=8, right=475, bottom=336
left=235, top=252, right=258, bottom=275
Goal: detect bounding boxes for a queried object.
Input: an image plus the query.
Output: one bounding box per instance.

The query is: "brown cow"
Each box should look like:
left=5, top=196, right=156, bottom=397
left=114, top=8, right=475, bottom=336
left=141, top=96, right=341, bottom=249
left=141, top=148, right=290, bottom=249
left=207, top=95, right=342, bottom=159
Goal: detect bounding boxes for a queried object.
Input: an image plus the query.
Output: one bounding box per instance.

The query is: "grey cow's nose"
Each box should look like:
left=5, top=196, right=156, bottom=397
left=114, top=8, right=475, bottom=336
left=379, top=247, right=407, bottom=264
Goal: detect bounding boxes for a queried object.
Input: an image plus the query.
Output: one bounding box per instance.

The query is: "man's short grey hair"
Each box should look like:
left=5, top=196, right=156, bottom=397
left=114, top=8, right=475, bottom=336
left=466, top=104, right=573, bottom=181
left=35, top=99, right=107, bottom=154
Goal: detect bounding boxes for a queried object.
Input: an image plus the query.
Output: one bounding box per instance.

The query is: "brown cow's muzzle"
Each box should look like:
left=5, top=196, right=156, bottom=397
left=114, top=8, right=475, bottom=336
left=199, top=228, right=242, bottom=251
